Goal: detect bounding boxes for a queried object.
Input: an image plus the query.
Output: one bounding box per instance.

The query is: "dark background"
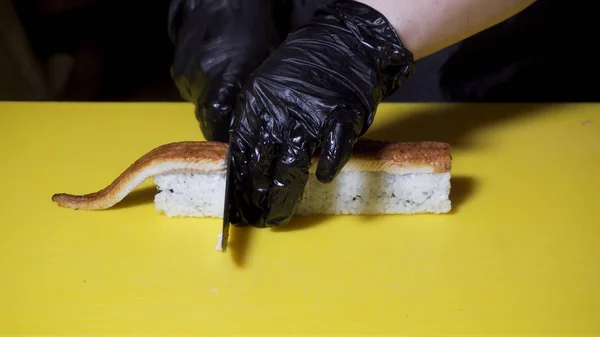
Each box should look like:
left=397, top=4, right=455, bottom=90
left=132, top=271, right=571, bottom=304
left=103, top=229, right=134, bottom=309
left=1, top=0, right=597, bottom=103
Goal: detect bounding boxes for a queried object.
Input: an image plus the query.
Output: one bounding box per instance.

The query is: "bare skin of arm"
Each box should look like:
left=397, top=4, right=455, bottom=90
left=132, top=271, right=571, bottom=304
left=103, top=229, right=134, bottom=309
left=359, top=0, right=537, bottom=60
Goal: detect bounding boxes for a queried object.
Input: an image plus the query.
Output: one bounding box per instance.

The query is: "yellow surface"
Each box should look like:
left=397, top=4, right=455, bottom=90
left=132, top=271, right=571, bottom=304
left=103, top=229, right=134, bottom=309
left=1, top=102, right=599, bottom=335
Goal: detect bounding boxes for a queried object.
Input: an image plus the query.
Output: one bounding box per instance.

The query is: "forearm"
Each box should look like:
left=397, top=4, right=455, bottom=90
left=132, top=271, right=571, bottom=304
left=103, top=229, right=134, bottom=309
left=359, top=0, right=536, bottom=60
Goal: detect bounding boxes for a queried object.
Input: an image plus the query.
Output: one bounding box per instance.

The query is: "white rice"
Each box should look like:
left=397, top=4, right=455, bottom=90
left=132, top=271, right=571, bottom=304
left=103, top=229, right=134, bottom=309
left=153, top=171, right=451, bottom=218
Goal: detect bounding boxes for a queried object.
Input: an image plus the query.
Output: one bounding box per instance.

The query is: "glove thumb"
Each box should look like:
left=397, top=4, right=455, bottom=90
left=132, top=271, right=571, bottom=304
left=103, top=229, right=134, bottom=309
left=316, top=109, right=362, bottom=183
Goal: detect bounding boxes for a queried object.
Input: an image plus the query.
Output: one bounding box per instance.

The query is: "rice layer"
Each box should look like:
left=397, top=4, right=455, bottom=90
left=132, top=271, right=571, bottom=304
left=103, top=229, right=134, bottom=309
left=153, top=171, right=451, bottom=218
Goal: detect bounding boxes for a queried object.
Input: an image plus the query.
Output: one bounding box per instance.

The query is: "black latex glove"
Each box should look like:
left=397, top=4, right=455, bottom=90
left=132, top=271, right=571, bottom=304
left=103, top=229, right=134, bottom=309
left=227, top=0, right=416, bottom=228
left=168, top=0, right=280, bottom=142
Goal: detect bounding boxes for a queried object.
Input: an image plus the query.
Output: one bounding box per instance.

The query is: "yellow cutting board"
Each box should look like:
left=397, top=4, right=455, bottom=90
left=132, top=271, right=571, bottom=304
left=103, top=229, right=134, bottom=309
left=1, top=102, right=599, bottom=335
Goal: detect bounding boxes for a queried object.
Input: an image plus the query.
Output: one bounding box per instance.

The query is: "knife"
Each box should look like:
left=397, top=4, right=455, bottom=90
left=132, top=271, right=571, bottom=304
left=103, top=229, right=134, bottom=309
left=220, top=147, right=233, bottom=252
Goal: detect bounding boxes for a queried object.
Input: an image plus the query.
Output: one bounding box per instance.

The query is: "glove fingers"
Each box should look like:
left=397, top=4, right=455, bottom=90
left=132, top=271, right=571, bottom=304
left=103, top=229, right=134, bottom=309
left=229, top=103, right=277, bottom=228
left=197, top=79, right=240, bottom=142
left=229, top=134, right=260, bottom=226
left=196, top=107, right=230, bottom=142
left=248, top=132, right=277, bottom=228
left=316, top=109, right=361, bottom=183
left=266, top=138, right=315, bottom=227
left=196, top=50, right=271, bottom=141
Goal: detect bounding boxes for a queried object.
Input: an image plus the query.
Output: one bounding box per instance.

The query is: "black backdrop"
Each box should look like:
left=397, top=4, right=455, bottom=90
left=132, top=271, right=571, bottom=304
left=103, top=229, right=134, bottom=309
left=11, top=0, right=599, bottom=103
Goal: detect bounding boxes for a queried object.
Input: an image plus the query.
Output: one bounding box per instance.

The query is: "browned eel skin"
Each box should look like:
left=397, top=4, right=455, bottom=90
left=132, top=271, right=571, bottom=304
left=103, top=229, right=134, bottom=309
left=52, top=140, right=451, bottom=211
left=51, top=141, right=228, bottom=210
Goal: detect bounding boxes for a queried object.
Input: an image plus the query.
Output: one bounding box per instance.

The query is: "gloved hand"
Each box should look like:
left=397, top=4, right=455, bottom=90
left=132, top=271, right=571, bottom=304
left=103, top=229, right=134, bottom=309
left=168, top=0, right=280, bottom=142
left=227, top=0, right=416, bottom=228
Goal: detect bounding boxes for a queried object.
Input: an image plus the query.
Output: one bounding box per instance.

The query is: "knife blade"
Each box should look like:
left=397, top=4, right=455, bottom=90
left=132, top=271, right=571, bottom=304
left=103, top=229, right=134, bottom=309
left=220, top=147, right=233, bottom=252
